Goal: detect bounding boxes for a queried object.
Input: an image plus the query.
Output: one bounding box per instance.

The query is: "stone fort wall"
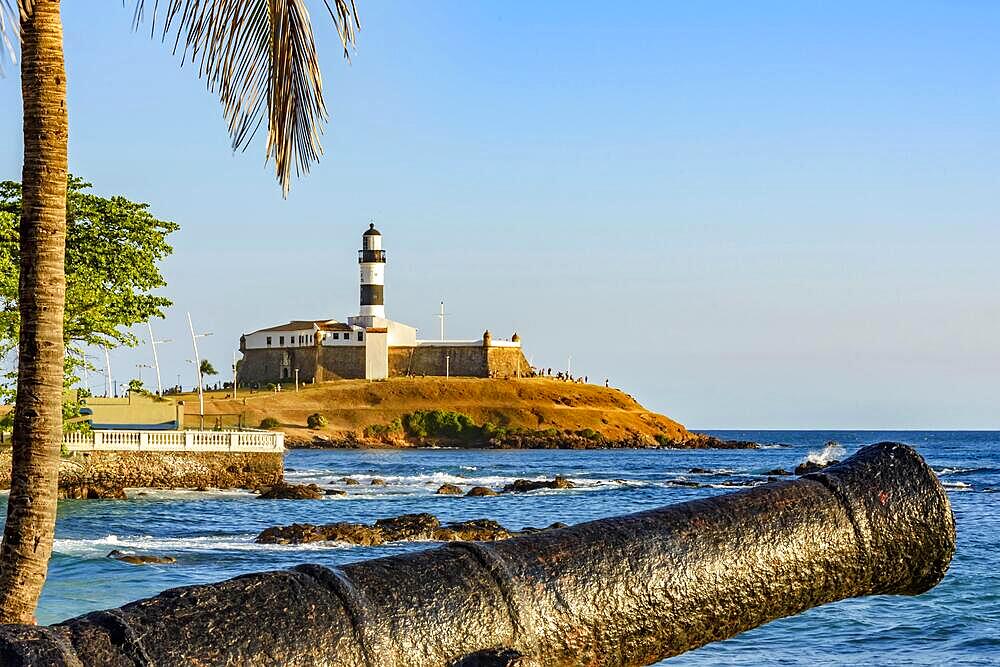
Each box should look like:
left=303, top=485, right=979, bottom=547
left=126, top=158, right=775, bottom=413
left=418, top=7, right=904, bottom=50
left=237, top=346, right=320, bottom=384
left=239, top=344, right=532, bottom=384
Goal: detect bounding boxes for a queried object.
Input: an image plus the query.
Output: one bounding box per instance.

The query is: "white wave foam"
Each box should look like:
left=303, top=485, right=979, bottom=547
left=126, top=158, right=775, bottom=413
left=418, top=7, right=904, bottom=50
left=934, top=467, right=978, bottom=476
left=53, top=533, right=354, bottom=557
left=941, top=481, right=972, bottom=491
left=286, top=470, right=627, bottom=492
left=801, top=442, right=846, bottom=467
left=123, top=488, right=255, bottom=500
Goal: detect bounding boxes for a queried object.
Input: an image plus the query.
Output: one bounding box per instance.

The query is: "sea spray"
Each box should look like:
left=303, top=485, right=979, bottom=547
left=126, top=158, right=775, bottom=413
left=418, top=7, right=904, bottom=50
left=802, top=441, right=847, bottom=467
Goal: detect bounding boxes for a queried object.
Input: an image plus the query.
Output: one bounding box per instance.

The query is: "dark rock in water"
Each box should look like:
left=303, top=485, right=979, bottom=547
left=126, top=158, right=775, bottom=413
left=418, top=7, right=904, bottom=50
left=722, top=440, right=760, bottom=449
left=256, top=482, right=324, bottom=500
left=370, top=478, right=387, bottom=486
left=765, top=468, right=792, bottom=476
left=502, top=476, right=575, bottom=493
left=257, top=514, right=443, bottom=546
left=325, top=488, right=347, bottom=496
left=59, top=484, right=126, bottom=500
left=339, top=477, right=360, bottom=485
left=107, top=549, right=176, bottom=565
left=466, top=486, right=498, bottom=497
left=255, top=512, right=562, bottom=545
left=688, top=467, right=712, bottom=474
left=375, top=513, right=441, bottom=539
left=436, top=483, right=463, bottom=495
left=256, top=523, right=339, bottom=545
left=795, top=460, right=840, bottom=475
left=667, top=479, right=703, bottom=488
left=435, top=519, right=511, bottom=542
left=691, top=435, right=760, bottom=449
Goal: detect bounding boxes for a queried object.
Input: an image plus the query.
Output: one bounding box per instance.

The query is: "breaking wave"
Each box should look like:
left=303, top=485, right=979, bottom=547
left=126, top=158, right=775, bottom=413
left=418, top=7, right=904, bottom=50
left=53, top=533, right=353, bottom=557
left=801, top=441, right=846, bottom=467
left=284, top=469, right=637, bottom=493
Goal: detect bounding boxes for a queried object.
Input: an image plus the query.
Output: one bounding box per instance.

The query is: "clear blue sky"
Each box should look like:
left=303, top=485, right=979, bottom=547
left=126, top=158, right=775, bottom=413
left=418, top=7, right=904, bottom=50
left=2, top=1, right=998, bottom=429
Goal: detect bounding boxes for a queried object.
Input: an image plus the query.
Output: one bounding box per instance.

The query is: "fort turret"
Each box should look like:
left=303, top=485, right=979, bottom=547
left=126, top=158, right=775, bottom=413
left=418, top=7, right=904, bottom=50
left=359, top=223, right=385, bottom=320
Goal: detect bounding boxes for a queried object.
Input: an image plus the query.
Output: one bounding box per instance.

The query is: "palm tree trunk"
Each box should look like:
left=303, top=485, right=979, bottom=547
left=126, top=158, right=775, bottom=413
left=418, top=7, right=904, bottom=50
left=0, top=0, right=68, bottom=624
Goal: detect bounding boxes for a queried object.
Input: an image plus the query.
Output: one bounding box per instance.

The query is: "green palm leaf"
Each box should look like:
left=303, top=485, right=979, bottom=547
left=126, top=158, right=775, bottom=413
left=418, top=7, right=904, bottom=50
left=2, top=1, right=360, bottom=194
left=134, top=0, right=360, bottom=195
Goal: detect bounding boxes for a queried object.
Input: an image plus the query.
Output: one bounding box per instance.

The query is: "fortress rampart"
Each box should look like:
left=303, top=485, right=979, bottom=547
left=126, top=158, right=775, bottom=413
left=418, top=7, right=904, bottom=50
left=239, top=341, right=531, bottom=385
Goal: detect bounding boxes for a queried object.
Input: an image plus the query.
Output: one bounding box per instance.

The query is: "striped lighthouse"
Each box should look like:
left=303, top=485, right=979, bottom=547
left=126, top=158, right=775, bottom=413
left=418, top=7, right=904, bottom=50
left=358, top=223, right=386, bottom=319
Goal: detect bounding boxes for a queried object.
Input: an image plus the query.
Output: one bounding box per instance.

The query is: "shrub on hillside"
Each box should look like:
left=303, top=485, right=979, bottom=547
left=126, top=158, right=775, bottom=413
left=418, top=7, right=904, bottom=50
left=307, top=413, right=328, bottom=430
left=259, top=417, right=281, bottom=429
left=402, top=410, right=477, bottom=439
left=481, top=421, right=508, bottom=439
left=364, top=419, right=403, bottom=439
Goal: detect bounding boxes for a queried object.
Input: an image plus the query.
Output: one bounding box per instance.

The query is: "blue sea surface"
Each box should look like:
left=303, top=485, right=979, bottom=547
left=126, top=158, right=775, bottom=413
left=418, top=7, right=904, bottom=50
left=11, top=431, right=999, bottom=665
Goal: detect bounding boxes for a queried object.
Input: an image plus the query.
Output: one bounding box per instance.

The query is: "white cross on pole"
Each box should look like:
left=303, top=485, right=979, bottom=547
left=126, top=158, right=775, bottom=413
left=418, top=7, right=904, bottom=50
left=434, top=301, right=449, bottom=341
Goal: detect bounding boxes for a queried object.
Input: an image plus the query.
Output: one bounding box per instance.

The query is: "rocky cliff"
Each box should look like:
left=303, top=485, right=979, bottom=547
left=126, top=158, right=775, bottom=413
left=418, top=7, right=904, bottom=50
left=195, top=377, right=737, bottom=449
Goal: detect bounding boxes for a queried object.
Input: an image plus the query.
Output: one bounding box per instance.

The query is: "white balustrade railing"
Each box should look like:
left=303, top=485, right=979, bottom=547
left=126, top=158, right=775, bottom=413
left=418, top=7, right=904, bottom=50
left=62, top=429, right=284, bottom=453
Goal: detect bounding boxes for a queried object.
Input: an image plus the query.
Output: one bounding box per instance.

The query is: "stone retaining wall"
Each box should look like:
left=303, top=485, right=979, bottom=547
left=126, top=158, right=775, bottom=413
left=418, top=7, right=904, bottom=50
left=0, top=449, right=283, bottom=498
left=240, top=344, right=532, bottom=383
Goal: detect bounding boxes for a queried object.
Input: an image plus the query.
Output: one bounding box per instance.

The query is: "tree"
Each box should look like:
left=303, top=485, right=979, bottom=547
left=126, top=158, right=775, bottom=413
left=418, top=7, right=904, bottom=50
left=200, top=360, right=218, bottom=377
left=0, top=176, right=179, bottom=387
left=0, top=0, right=360, bottom=623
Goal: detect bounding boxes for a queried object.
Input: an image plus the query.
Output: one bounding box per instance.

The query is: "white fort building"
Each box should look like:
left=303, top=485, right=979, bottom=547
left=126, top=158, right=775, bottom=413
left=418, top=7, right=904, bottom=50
left=238, top=224, right=531, bottom=384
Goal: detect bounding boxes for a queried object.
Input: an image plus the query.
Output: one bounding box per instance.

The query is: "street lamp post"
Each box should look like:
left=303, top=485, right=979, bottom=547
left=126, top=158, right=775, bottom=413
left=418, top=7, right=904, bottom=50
left=103, top=346, right=113, bottom=398
left=147, top=321, right=171, bottom=396
left=187, top=312, right=213, bottom=428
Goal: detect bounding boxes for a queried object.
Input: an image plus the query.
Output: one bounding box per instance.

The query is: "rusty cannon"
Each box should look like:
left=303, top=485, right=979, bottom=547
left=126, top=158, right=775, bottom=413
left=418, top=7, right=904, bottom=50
left=0, top=442, right=955, bottom=666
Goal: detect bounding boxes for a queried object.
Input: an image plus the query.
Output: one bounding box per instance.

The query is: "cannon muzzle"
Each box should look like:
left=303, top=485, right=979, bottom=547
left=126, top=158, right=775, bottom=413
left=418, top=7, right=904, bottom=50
left=0, top=442, right=955, bottom=666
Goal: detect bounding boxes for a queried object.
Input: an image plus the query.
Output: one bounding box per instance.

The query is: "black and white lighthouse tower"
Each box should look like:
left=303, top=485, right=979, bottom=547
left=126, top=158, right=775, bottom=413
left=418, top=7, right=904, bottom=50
left=358, top=223, right=386, bottom=319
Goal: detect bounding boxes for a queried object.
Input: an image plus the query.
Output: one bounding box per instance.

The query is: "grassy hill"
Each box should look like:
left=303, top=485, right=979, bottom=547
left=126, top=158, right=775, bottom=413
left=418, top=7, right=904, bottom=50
left=189, top=377, right=711, bottom=448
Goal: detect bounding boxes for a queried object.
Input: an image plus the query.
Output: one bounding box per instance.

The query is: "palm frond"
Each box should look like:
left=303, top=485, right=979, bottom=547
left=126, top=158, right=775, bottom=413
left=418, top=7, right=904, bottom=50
left=133, top=0, right=360, bottom=196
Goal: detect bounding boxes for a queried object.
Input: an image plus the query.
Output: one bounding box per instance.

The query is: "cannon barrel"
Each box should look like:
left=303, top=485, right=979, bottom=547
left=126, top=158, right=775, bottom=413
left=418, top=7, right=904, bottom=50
left=0, top=442, right=955, bottom=666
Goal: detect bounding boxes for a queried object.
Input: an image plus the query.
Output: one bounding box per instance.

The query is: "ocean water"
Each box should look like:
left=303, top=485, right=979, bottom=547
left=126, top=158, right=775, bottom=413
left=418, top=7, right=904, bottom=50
left=9, top=431, right=999, bottom=665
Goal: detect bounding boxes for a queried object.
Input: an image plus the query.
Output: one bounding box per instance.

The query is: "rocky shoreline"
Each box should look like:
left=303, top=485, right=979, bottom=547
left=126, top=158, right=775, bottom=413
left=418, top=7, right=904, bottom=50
left=284, top=431, right=757, bottom=450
